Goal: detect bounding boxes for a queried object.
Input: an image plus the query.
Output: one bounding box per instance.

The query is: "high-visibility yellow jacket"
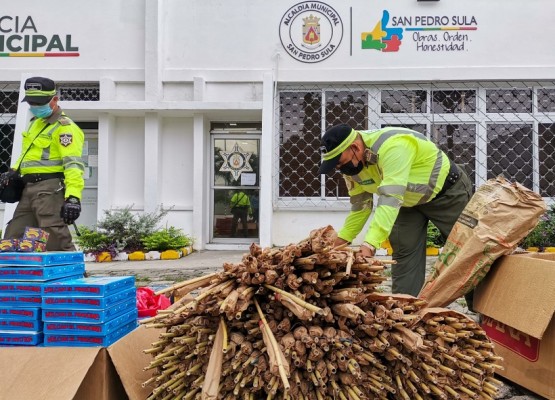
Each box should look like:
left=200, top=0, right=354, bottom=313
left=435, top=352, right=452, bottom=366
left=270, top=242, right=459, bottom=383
left=13, top=109, right=85, bottom=199
left=338, top=127, right=452, bottom=249
left=231, top=192, right=251, bottom=209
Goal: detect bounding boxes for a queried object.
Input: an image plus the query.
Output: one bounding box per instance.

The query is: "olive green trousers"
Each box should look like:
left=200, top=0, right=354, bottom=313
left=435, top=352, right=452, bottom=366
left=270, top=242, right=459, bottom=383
left=388, top=167, right=473, bottom=299
left=4, top=178, right=76, bottom=251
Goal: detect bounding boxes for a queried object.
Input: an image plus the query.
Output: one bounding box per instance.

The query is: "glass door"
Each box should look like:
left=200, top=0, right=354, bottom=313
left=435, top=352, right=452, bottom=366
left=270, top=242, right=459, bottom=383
left=211, top=131, right=260, bottom=243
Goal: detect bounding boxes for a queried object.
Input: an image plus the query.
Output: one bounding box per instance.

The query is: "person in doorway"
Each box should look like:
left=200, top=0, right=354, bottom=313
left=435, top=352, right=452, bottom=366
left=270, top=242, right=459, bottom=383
left=2, top=77, right=85, bottom=251
left=318, top=124, right=473, bottom=301
left=230, top=190, right=251, bottom=237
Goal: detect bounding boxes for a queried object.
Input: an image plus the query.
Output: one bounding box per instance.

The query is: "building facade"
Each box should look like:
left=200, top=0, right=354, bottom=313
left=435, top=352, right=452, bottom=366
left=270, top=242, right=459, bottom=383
left=1, top=0, right=554, bottom=250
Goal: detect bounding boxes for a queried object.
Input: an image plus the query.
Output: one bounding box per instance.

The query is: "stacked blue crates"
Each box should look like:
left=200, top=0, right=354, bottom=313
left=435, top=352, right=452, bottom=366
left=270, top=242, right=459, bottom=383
left=42, top=276, right=138, bottom=347
left=0, top=251, right=85, bottom=346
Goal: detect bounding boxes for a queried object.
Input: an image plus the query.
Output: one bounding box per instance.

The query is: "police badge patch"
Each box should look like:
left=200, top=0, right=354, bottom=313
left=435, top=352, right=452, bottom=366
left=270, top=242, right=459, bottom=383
left=59, top=133, right=73, bottom=147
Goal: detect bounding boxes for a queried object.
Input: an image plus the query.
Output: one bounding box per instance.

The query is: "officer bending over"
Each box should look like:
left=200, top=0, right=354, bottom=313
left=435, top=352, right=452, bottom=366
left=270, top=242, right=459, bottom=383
left=319, top=124, right=472, bottom=298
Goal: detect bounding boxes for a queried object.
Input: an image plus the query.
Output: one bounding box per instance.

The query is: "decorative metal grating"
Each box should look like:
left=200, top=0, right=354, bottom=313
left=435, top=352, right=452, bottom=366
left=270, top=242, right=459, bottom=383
left=0, top=83, right=19, bottom=174
left=275, top=82, right=555, bottom=209
left=0, top=82, right=99, bottom=173
left=58, top=83, right=100, bottom=102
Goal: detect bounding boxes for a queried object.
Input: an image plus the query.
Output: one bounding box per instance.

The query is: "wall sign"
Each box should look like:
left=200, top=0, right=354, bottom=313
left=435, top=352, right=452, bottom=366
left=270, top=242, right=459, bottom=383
left=361, top=10, right=477, bottom=53
left=0, top=15, right=79, bottom=57
left=219, top=143, right=253, bottom=181
left=279, top=1, right=343, bottom=63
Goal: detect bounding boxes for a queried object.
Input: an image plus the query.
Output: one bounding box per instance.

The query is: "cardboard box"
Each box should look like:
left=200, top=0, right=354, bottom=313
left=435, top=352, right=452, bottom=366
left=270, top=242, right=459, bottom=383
left=0, top=325, right=162, bottom=400
left=474, top=252, right=555, bottom=400
left=0, top=263, right=85, bottom=281
left=43, top=276, right=135, bottom=297
left=42, top=287, right=136, bottom=309
left=42, top=298, right=137, bottom=323
left=0, top=251, right=84, bottom=266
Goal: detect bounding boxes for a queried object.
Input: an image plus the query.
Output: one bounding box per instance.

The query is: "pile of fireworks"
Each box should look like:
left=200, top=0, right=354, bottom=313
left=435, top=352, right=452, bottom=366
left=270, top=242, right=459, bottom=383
left=141, top=226, right=502, bottom=400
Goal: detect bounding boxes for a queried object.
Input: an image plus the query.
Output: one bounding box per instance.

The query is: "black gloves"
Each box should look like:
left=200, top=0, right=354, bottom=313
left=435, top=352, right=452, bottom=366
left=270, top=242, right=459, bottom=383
left=0, top=169, right=20, bottom=188
left=0, top=169, right=25, bottom=203
left=61, top=195, right=81, bottom=224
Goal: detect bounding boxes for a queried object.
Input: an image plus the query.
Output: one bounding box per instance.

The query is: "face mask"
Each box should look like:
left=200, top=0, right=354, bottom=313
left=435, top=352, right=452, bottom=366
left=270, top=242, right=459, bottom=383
left=29, top=104, right=53, bottom=119
left=339, top=148, right=364, bottom=176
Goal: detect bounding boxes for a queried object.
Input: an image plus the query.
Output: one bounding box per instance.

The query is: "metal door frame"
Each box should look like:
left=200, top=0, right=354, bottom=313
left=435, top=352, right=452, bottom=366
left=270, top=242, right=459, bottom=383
left=209, top=131, right=261, bottom=244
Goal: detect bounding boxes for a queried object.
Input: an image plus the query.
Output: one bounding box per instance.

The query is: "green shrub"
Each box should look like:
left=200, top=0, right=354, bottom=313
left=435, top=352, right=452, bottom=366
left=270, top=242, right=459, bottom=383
left=521, top=203, right=555, bottom=249
left=74, top=226, right=123, bottom=258
left=141, top=227, right=193, bottom=251
left=427, top=222, right=445, bottom=248
left=96, top=205, right=169, bottom=252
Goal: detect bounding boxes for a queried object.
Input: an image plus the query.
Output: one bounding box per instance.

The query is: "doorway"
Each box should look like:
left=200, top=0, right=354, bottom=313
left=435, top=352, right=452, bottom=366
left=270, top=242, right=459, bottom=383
left=76, top=123, right=99, bottom=228
left=210, top=123, right=261, bottom=243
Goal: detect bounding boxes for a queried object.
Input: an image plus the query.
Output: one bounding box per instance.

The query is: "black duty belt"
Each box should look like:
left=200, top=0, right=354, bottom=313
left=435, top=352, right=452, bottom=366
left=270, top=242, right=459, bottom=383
left=22, top=172, right=64, bottom=184
left=436, top=160, right=461, bottom=198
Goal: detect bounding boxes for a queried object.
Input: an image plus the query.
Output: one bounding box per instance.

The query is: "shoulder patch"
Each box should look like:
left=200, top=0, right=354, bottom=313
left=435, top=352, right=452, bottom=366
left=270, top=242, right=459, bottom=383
left=59, top=133, right=73, bottom=147
left=344, top=176, right=356, bottom=191
left=58, top=116, right=72, bottom=126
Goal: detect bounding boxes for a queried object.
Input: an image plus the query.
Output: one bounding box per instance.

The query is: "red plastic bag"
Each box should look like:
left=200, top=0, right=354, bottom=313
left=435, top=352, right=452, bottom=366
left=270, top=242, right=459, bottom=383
left=137, top=287, right=171, bottom=318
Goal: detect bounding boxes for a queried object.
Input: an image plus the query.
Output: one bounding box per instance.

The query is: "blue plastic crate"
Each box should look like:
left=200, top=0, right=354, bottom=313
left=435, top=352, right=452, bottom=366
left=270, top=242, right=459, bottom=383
left=0, top=263, right=85, bottom=281
left=0, top=275, right=83, bottom=294
left=44, top=309, right=137, bottom=336
left=43, top=320, right=137, bottom=347
left=42, top=287, right=136, bottom=309
left=0, top=318, right=42, bottom=331
left=0, top=251, right=84, bottom=266
left=42, top=298, right=137, bottom=323
left=43, top=276, right=135, bottom=297
left=0, top=330, right=43, bottom=346
left=0, top=306, right=41, bottom=320
left=0, top=293, right=42, bottom=307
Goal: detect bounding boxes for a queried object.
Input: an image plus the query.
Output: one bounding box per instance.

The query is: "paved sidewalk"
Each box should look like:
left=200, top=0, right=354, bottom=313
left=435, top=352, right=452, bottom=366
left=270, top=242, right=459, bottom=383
left=85, top=251, right=544, bottom=400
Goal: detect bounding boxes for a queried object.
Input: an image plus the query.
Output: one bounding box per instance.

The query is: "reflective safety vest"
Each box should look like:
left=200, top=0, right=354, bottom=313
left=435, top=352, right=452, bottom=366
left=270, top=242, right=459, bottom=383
left=13, top=109, right=85, bottom=199
left=231, top=192, right=251, bottom=209
left=338, top=127, right=452, bottom=249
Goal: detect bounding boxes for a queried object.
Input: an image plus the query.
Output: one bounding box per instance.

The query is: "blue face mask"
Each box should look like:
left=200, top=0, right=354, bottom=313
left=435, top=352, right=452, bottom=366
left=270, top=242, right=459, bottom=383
left=29, top=104, right=53, bottom=119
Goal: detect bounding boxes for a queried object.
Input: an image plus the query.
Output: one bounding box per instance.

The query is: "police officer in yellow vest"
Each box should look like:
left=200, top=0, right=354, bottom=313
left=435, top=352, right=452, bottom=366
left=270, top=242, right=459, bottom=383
left=230, top=190, right=251, bottom=237
left=319, top=124, right=472, bottom=297
left=3, top=77, right=85, bottom=251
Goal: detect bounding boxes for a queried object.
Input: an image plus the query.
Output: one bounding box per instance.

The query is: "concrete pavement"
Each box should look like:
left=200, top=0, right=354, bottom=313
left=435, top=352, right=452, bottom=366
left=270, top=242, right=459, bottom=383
left=86, top=250, right=244, bottom=272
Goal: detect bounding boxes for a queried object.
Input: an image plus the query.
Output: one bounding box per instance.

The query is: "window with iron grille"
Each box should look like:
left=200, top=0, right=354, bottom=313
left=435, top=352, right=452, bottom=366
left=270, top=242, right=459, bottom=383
left=0, top=83, right=20, bottom=173
left=487, top=123, right=533, bottom=188
left=539, top=123, right=555, bottom=196
left=275, top=82, right=555, bottom=208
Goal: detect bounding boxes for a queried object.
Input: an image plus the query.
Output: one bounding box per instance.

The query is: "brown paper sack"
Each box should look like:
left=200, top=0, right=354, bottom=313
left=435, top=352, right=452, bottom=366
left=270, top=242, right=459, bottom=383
left=419, top=176, right=546, bottom=308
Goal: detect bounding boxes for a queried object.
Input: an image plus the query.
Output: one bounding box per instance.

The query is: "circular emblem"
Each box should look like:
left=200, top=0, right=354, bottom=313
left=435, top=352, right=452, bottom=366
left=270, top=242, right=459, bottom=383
left=279, top=1, right=343, bottom=63
left=230, top=152, right=246, bottom=170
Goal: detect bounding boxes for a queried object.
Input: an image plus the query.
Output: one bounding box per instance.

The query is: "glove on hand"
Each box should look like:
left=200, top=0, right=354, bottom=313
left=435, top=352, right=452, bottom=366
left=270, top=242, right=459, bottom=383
left=0, top=169, right=20, bottom=188
left=61, top=196, right=81, bottom=224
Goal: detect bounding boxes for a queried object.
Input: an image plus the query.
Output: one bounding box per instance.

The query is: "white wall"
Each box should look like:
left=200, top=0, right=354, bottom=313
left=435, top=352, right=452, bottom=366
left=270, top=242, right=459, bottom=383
left=112, top=117, right=145, bottom=208
left=272, top=210, right=374, bottom=246
left=5, top=0, right=554, bottom=82
left=159, top=117, right=194, bottom=209
left=161, top=0, right=555, bottom=81
left=1, top=0, right=146, bottom=81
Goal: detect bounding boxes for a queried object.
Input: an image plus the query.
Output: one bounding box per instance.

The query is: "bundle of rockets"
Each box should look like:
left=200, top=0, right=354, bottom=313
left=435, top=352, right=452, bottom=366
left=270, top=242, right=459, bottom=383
left=141, top=226, right=502, bottom=400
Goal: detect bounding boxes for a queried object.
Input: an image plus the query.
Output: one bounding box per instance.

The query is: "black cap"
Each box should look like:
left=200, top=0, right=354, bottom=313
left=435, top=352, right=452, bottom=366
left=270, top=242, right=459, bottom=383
left=22, top=77, right=56, bottom=104
left=318, top=124, right=355, bottom=174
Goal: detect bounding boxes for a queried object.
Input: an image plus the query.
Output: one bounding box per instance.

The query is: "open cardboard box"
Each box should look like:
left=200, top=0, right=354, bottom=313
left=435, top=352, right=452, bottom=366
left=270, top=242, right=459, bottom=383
left=0, top=325, right=161, bottom=400
left=474, top=252, right=555, bottom=400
